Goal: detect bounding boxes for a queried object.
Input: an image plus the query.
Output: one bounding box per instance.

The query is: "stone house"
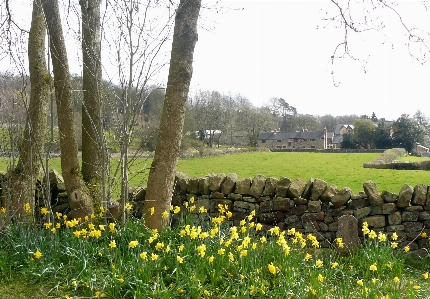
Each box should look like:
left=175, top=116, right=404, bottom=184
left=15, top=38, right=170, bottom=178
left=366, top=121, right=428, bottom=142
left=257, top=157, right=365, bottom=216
left=331, top=124, right=354, bottom=149
left=257, top=128, right=332, bottom=150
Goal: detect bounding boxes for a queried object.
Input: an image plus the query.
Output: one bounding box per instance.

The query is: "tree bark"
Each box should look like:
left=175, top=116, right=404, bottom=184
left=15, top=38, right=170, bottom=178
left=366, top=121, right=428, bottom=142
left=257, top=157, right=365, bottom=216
left=80, top=0, right=104, bottom=197
left=41, top=0, right=94, bottom=219
left=144, top=0, right=202, bottom=230
left=10, top=0, right=49, bottom=219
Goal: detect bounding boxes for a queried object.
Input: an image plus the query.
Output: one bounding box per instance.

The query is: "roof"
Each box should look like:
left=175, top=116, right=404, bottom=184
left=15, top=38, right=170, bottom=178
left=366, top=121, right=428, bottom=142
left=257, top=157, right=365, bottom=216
left=258, top=131, right=325, bottom=140
left=334, top=124, right=354, bottom=135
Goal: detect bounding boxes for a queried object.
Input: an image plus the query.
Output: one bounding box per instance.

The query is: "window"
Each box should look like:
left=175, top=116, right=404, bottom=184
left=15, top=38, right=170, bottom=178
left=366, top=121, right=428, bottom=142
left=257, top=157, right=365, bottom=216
left=277, top=140, right=282, bottom=143
left=294, top=139, right=298, bottom=142
left=261, top=140, right=266, bottom=143
left=311, top=146, right=316, bottom=149
left=288, top=142, right=292, bottom=146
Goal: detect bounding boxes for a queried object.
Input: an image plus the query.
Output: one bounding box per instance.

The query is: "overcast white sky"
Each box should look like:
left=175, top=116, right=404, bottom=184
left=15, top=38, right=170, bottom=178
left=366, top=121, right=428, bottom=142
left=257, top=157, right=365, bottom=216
left=2, top=1, right=430, bottom=121
left=191, top=0, right=430, bottom=120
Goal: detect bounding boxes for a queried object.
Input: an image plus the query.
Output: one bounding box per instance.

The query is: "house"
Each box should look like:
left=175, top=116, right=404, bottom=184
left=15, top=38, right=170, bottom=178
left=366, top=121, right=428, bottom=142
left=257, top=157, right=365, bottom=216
left=331, top=124, right=354, bottom=148
left=257, top=128, right=332, bottom=150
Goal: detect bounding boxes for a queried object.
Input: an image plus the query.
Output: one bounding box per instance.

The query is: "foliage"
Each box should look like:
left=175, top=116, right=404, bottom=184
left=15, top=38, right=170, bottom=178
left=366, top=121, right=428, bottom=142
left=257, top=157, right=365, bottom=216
left=352, top=118, right=376, bottom=149
left=340, top=132, right=357, bottom=149
left=392, top=115, right=428, bottom=152
left=0, top=206, right=430, bottom=298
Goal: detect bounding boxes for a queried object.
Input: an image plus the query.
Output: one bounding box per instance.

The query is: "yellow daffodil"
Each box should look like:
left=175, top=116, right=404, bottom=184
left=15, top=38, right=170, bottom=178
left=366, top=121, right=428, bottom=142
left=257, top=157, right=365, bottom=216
left=318, top=274, right=324, bottom=282
left=140, top=252, right=148, bottom=260
left=393, top=277, right=400, bottom=283
left=109, top=240, right=116, bottom=249
left=33, top=250, right=42, bottom=259
left=129, top=240, right=139, bottom=248
left=331, top=262, right=339, bottom=269
left=369, top=262, right=377, bottom=271
left=268, top=262, right=276, bottom=274
left=162, top=211, right=169, bottom=219
left=150, top=207, right=155, bottom=215
left=315, top=259, right=323, bottom=268
left=357, top=279, right=364, bottom=286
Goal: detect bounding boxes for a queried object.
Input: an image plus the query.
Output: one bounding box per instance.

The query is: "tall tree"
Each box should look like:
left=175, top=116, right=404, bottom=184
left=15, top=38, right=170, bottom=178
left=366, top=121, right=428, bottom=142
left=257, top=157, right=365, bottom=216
left=41, top=0, right=94, bottom=219
left=10, top=0, right=49, bottom=218
left=144, top=0, right=202, bottom=230
left=80, top=0, right=104, bottom=199
left=392, top=114, right=428, bottom=152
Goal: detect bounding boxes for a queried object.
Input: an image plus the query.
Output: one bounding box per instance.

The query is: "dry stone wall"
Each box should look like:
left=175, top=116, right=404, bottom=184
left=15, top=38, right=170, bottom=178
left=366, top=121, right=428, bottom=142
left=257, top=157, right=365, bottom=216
left=164, top=172, right=430, bottom=250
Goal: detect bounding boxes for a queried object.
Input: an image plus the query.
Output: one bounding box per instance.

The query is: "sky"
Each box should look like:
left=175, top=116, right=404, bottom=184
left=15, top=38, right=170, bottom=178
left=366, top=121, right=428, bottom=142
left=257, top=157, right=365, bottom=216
left=190, top=0, right=430, bottom=120
left=2, top=0, right=430, bottom=121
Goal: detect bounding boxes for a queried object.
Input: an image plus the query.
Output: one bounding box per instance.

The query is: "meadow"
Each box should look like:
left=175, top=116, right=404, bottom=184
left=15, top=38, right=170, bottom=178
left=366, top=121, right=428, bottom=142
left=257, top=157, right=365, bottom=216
left=1, top=152, right=428, bottom=195
left=1, top=151, right=430, bottom=298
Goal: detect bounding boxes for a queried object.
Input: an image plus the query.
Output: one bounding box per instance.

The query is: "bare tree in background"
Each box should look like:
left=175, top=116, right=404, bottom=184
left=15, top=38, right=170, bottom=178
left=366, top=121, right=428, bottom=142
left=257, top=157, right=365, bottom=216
left=41, top=0, right=94, bottom=219
left=326, top=0, right=430, bottom=85
left=103, top=0, right=174, bottom=224
left=144, top=0, right=202, bottom=230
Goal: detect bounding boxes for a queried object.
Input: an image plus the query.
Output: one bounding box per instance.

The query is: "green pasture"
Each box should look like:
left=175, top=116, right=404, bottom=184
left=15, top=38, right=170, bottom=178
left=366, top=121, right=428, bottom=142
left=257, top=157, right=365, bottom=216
left=0, top=152, right=429, bottom=195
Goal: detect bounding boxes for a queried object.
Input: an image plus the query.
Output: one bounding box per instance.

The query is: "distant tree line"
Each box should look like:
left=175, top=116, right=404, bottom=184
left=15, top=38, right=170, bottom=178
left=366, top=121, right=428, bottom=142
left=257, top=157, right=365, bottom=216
left=1, top=74, right=428, bottom=153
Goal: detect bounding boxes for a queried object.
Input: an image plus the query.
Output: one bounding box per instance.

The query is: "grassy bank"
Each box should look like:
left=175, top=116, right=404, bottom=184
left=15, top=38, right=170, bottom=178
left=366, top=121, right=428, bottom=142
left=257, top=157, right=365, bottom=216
left=1, top=206, right=430, bottom=299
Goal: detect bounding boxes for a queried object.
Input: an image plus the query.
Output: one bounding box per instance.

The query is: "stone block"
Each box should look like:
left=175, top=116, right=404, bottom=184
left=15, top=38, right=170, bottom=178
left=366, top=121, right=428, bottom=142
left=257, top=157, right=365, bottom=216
left=287, top=178, right=307, bottom=198
left=250, top=174, right=266, bottom=198
left=337, top=215, right=359, bottom=252
left=328, top=222, right=338, bottom=232
left=321, top=184, right=338, bottom=202
left=382, top=203, right=397, bottom=214
left=388, top=211, right=402, bottom=225
left=285, top=215, right=300, bottom=224
left=398, top=184, right=413, bottom=208
left=233, top=201, right=256, bottom=213
left=331, top=187, right=352, bottom=208
left=221, top=173, right=237, bottom=194
left=260, top=200, right=273, bottom=213
left=259, top=211, right=285, bottom=224
left=361, top=216, right=385, bottom=228
left=290, top=205, right=306, bottom=216
left=353, top=207, right=371, bottom=219
left=301, top=212, right=324, bottom=222
left=234, top=178, right=252, bottom=195
left=207, top=173, right=226, bottom=192
left=311, top=178, right=327, bottom=201
left=381, top=190, right=398, bottom=203
left=210, top=192, right=225, bottom=199
left=308, top=200, right=321, bottom=213
left=302, top=178, right=314, bottom=200
left=412, top=184, right=428, bottom=206
left=263, top=177, right=278, bottom=196
left=403, top=222, right=424, bottom=232
left=402, top=211, right=419, bottom=222
left=272, top=197, right=290, bottom=211
left=303, top=221, right=320, bottom=233
left=228, top=193, right=242, bottom=201
left=419, top=210, right=430, bottom=221
left=348, top=198, right=370, bottom=210
left=294, top=197, right=308, bottom=205
left=363, top=180, right=383, bottom=206
left=198, top=177, right=210, bottom=195
left=276, top=177, right=292, bottom=197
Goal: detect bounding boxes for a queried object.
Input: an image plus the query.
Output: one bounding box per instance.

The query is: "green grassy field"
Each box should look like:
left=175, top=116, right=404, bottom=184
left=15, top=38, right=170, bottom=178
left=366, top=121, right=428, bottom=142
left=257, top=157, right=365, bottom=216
left=0, top=152, right=428, bottom=195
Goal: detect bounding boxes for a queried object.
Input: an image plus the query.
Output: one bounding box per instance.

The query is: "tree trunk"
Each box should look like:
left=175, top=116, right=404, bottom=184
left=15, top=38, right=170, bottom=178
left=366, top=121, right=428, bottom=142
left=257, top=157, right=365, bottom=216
left=144, top=0, right=202, bottom=230
left=10, top=0, right=49, bottom=219
left=80, top=0, right=104, bottom=199
left=41, top=0, right=94, bottom=219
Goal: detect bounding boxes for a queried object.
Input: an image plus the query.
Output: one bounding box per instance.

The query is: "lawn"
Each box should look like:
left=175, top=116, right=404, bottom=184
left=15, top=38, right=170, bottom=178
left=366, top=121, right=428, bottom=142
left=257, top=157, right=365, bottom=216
left=0, top=152, right=428, bottom=195
left=1, top=151, right=430, bottom=298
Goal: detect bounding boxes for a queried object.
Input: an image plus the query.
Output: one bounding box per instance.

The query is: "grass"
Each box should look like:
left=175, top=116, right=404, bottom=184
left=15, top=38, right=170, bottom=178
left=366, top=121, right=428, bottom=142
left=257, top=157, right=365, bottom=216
left=1, top=206, right=430, bottom=299
left=0, top=152, right=429, bottom=195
